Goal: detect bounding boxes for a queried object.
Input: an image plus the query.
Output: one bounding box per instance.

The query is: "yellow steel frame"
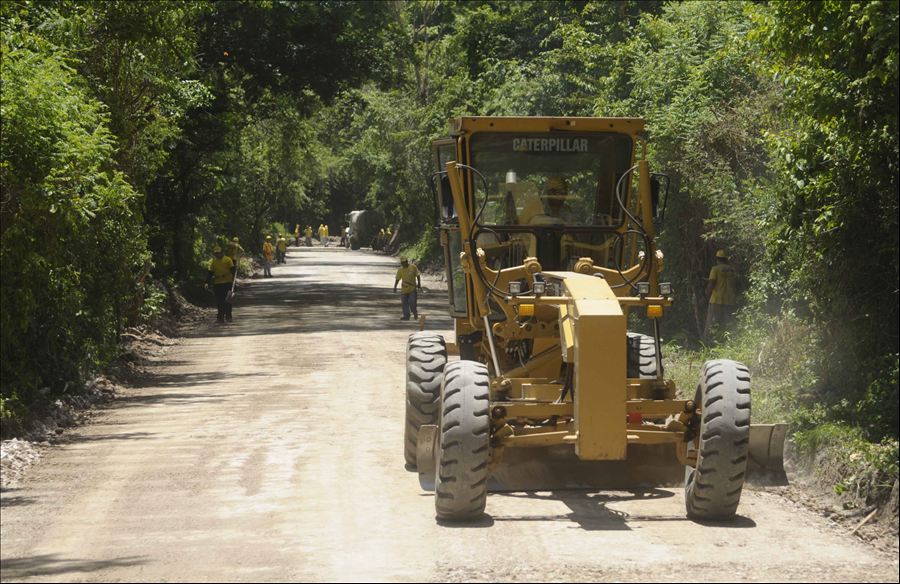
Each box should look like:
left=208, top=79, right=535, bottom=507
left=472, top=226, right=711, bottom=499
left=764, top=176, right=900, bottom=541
left=437, top=116, right=697, bottom=466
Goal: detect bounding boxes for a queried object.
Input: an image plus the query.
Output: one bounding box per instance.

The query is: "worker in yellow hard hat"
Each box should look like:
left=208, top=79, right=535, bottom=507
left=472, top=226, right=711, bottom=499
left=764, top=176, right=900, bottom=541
left=703, top=250, right=740, bottom=343
left=317, top=224, right=325, bottom=246
left=225, top=237, right=244, bottom=264
left=304, top=225, right=313, bottom=247
left=520, top=176, right=575, bottom=224
left=294, top=224, right=300, bottom=246
left=205, top=246, right=236, bottom=323
left=323, top=224, right=330, bottom=247
left=276, top=233, right=288, bottom=263
left=262, top=236, right=274, bottom=277
left=393, top=257, right=421, bottom=321
left=376, top=228, right=385, bottom=252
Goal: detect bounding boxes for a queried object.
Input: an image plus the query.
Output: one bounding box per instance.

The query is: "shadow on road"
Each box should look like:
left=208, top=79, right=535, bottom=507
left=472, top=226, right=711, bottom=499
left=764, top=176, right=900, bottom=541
left=133, top=369, right=274, bottom=390
left=0, top=554, right=148, bottom=579
left=67, top=432, right=157, bottom=444
left=0, top=488, right=36, bottom=509
left=188, top=279, right=453, bottom=338
left=488, top=489, right=688, bottom=531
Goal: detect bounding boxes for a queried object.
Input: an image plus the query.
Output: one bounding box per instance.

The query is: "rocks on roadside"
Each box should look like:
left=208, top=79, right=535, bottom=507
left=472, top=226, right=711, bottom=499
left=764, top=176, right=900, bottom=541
left=1, top=438, right=44, bottom=488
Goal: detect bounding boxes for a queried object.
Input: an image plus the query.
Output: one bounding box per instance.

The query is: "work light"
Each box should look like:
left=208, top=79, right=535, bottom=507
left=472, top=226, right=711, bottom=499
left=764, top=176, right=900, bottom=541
left=659, top=282, right=672, bottom=296
left=509, top=281, right=523, bottom=295
left=636, top=282, right=651, bottom=296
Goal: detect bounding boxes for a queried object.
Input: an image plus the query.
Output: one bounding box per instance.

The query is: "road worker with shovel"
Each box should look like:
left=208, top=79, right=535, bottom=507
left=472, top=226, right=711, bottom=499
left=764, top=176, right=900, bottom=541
left=205, top=246, right=236, bottom=323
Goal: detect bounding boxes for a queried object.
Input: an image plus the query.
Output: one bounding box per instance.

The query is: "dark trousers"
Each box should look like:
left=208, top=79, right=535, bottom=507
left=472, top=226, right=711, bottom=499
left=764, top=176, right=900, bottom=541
left=401, top=290, right=418, bottom=318
left=214, top=283, right=233, bottom=321
left=702, top=303, right=735, bottom=342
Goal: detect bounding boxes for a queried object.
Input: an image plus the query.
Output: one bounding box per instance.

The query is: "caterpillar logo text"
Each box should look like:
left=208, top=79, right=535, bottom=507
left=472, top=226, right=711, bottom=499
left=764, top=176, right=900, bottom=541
left=513, top=137, right=589, bottom=152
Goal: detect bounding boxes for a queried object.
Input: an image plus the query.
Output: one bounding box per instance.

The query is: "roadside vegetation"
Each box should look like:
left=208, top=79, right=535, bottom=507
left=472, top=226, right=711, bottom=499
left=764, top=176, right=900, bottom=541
left=2, top=1, right=897, bottom=498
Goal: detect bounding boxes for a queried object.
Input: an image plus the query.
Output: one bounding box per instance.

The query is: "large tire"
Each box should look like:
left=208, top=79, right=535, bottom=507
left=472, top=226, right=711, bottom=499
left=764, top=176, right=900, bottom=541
left=404, top=333, right=447, bottom=468
left=627, top=332, right=662, bottom=378
left=685, top=359, right=751, bottom=519
left=434, top=361, right=491, bottom=521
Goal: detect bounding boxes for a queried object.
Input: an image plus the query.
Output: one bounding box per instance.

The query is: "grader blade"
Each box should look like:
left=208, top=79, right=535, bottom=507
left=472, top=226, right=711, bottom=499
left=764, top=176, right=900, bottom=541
left=486, top=444, right=685, bottom=492
left=746, top=423, right=789, bottom=486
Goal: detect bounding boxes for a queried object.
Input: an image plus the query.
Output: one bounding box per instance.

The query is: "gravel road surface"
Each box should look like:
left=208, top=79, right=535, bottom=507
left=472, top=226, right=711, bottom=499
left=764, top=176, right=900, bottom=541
left=1, top=246, right=897, bottom=582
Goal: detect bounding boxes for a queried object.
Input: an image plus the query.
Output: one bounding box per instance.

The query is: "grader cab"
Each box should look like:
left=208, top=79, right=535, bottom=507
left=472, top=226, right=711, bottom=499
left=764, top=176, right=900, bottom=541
left=404, top=116, right=787, bottom=521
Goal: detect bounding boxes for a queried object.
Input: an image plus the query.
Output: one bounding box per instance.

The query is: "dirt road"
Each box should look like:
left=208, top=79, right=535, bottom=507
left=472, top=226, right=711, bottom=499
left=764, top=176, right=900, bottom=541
left=1, top=247, right=896, bottom=582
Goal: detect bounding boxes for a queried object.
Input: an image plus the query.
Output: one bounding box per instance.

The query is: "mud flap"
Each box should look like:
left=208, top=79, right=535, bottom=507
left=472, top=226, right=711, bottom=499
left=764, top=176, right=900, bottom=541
left=417, top=425, right=438, bottom=490
left=485, top=444, right=685, bottom=492
left=746, top=423, right=789, bottom=486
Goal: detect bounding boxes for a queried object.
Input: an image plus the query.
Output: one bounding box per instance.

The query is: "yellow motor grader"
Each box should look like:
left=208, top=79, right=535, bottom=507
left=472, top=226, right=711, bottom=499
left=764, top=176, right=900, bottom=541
left=405, top=116, right=787, bottom=521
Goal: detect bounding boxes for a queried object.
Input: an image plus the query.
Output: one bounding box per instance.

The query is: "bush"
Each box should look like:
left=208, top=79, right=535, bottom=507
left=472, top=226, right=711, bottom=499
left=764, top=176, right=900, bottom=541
left=1, top=28, right=144, bottom=418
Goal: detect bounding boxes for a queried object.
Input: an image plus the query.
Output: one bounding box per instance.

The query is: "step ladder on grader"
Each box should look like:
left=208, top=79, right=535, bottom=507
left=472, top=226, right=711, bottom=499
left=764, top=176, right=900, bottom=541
left=404, top=116, right=788, bottom=521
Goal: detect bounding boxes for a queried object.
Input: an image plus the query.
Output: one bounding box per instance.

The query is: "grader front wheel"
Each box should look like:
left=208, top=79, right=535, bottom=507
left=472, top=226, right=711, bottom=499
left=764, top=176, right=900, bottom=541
left=685, top=359, right=752, bottom=519
left=434, top=361, right=491, bottom=521
left=404, top=332, right=447, bottom=468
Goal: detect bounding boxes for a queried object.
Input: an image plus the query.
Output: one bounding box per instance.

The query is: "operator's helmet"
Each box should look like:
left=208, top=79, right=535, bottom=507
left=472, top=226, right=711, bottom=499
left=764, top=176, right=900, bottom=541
left=545, top=176, right=569, bottom=200
left=233, top=237, right=239, bottom=243
left=716, top=250, right=729, bottom=259
left=214, top=246, right=223, bottom=253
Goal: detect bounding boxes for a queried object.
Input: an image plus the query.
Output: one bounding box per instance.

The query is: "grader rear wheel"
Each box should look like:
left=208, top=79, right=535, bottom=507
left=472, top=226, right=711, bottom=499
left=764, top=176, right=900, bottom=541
left=434, top=361, right=491, bottom=521
left=404, top=332, right=447, bottom=468
left=685, top=359, right=752, bottom=519
left=627, top=332, right=662, bottom=379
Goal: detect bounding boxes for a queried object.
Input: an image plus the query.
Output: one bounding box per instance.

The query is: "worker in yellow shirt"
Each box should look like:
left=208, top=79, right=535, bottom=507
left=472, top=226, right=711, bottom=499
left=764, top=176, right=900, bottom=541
left=317, top=224, right=325, bottom=246
left=262, top=235, right=274, bottom=277
left=393, top=257, right=421, bottom=321
left=703, top=250, right=740, bottom=342
left=305, top=225, right=313, bottom=247
left=205, top=246, right=236, bottom=323
left=276, top=233, right=288, bottom=263
left=376, top=229, right=385, bottom=252
left=294, top=225, right=300, bottom=246
left=323, top=224, right=330, bottom=247
left=225, top=237, right=244, bottom=263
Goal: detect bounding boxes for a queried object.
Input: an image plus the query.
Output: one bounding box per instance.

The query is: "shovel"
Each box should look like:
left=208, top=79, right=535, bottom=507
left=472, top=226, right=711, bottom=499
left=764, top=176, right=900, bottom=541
left=226, top=261, right=239, bottom=303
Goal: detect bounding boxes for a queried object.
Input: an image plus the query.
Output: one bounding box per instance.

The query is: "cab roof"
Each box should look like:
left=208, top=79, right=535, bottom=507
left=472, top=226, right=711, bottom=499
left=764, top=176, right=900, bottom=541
left=448, top=116, right=644, bottom=135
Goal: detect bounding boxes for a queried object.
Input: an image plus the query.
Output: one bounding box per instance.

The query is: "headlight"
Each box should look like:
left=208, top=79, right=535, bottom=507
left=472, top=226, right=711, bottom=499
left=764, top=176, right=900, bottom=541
left=636, top=282, right=650, bottom=296
left=509, top=281, right=523, bottom=295
left=532, top=282, right=546, bottom=296
left=659, top=282, right=672, bottom=296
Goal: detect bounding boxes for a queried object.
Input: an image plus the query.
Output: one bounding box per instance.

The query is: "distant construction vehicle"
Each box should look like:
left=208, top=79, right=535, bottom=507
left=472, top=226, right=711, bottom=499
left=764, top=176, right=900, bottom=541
left=405, top=116, right=787, bottom=521
left=345, top=210, right=383, bottom=250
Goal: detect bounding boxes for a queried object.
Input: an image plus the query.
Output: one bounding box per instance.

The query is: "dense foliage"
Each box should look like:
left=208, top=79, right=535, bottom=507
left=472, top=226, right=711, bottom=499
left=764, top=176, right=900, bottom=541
left=2, top=1, right=897, bottom=447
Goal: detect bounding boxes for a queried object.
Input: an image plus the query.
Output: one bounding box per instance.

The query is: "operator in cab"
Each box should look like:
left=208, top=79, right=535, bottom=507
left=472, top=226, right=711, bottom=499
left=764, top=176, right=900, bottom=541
left=519, top=176, right=576, bottom=225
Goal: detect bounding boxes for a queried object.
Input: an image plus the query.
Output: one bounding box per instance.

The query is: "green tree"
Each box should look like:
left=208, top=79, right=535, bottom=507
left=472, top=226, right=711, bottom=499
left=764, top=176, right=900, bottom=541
left=1, top=22, right=144, bottom=415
